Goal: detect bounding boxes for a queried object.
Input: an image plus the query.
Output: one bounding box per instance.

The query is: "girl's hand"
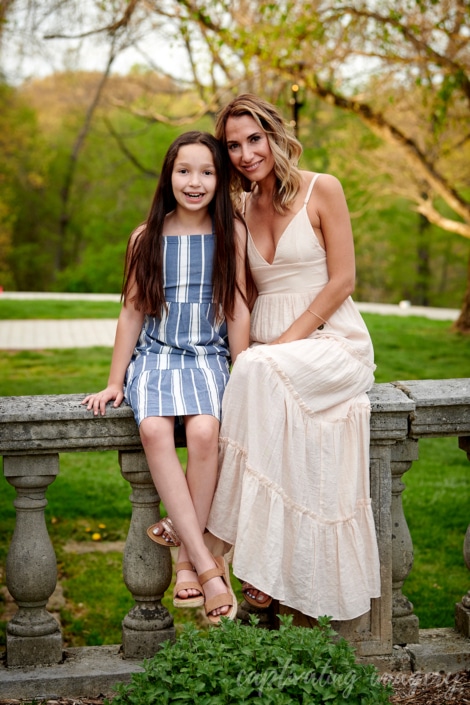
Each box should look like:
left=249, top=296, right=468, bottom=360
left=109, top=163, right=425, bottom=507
left=81, top=385, right=124, bottom=416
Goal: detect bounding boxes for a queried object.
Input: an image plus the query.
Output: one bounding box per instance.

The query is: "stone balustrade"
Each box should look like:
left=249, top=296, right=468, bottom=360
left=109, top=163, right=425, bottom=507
left=0, top=380, right=469, bottom=677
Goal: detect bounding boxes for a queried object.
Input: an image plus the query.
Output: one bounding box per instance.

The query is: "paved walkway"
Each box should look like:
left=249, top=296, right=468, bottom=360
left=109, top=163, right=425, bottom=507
left=0, top=293, right=460, bottom=350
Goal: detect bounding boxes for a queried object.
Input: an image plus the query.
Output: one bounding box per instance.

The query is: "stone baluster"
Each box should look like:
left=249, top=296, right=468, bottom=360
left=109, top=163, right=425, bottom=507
left=365, top=440, right=394, bottom=654
left=119, top=450, right=175, bottom=659
left=455, top=436, right=470, bottom=637
left=390, top=438, right=420, bottom=645
left=4, top=454, right=62, bottom=667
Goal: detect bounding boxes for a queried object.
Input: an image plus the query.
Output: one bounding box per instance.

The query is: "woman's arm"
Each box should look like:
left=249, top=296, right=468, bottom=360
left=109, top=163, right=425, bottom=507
left=226, top=218, right=251, bottom=364
left=271, top=173, right=355, bottom=345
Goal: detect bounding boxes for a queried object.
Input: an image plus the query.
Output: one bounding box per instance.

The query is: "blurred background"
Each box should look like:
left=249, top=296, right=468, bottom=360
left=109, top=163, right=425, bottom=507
left=0, top=0, right=469, bottom=331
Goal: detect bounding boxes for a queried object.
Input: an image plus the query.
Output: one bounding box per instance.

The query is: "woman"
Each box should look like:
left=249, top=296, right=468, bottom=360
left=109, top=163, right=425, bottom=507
left=206, top=94, right=381, bottom=621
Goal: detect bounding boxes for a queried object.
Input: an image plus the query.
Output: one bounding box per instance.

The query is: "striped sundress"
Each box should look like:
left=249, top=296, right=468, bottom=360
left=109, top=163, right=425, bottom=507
left=124, top=233, right=230, bottom=426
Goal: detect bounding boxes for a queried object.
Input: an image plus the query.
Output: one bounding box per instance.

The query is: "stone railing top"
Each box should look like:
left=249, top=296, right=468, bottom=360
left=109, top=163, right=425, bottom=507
left=393, top=378, right=470, bottom=406
left=392, top=379, right=470, bottom=438
left=0, top=379, right=469, bottom=456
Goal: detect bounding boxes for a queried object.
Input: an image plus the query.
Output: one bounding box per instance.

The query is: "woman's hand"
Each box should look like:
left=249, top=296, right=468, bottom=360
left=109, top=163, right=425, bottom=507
left=81, top=384, right=124, bottom=416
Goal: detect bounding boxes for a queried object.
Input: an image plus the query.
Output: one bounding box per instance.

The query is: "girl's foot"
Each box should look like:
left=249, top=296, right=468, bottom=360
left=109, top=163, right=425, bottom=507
left=173, top=562, right=204, bottom=608
left=198, top=555, right=237, bottom=625
left=147, top=518, right=181, bottom=547
left=242, top=582, right=272, bottom=609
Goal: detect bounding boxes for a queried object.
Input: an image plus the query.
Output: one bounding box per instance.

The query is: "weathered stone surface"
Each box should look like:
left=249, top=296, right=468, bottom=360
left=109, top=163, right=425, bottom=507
left=369, top=384, right=414, bottom=441
left=393, top=379, right=470, bottom=437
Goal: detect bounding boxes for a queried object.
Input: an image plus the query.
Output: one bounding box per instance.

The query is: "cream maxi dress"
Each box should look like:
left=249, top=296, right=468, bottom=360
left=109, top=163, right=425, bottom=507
left=207, top=174, right=381, bottom=621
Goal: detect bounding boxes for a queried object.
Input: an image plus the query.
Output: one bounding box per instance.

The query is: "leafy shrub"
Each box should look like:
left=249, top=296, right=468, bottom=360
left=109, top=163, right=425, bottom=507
left=108, top=615, right=392, bottom=704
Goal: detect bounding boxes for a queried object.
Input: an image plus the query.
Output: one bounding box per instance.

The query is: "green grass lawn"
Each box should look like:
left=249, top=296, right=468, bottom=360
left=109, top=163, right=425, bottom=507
left=0, top=298, right=121, bottom=320
left=0, top=303, right=469, bottom=648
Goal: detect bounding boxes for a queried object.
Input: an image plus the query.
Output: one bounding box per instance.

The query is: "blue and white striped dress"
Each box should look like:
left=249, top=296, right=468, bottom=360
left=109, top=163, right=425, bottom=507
left=124, top=233, right=230, bottom=426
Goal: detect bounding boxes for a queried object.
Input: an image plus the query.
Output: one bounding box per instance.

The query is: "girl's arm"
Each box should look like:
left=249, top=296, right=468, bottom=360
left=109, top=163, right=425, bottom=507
left=82, top=297, right=145, bottom=416
left=82, top=229, right=145, bottom=415
left=226, top=218, right=251, bottom=364
left=271, top=173, right=355, bottom=345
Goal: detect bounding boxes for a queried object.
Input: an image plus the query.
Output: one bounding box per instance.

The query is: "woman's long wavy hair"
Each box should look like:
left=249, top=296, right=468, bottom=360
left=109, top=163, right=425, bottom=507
left=215, top=94, right=303, bottom=214
left=122, top=131, right=238, bottom=320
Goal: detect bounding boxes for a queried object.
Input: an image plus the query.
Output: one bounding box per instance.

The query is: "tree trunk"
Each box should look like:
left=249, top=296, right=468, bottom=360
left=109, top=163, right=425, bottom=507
left=453, top=254, right=470, bottom=334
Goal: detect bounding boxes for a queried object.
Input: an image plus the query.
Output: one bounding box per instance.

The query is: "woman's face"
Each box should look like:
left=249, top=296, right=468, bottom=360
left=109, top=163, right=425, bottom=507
left=224, top=114, right=275, bottom=183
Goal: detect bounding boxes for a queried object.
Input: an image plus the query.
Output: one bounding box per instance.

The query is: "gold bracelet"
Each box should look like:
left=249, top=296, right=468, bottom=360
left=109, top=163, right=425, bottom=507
left=307, top=308, right=327, bottom=324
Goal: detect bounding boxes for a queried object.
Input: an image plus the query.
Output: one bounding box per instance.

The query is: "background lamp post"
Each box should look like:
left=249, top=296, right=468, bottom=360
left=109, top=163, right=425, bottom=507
left=290, top=82, right=304, bottom=139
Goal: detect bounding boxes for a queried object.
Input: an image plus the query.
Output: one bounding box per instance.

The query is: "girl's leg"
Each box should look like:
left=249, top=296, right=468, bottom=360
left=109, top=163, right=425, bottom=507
left=148, top=415, right=218, bottom=545
left=173, top=415, right=219, bottom=599
left=184, top=414, right=219, bottom=531
left=139, top=415, right=232, bottom=617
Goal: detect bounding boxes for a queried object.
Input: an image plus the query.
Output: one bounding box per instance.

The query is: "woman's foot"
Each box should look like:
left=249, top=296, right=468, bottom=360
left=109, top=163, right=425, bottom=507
left=173, top=562, right=204, bottom=608
left=242, top=582, right=272, bottom=609
left=198, top=555, right=237, bottom=625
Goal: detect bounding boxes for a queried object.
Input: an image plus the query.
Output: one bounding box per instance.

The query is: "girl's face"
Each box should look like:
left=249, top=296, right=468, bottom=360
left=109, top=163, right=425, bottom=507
left=171, top=144, right=217, bottom=212
left=224, top=114, right=275, bottom=183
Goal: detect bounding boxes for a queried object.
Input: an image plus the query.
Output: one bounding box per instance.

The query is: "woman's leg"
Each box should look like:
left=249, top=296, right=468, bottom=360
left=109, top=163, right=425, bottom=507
left=139, top=415, right=232, bottom=617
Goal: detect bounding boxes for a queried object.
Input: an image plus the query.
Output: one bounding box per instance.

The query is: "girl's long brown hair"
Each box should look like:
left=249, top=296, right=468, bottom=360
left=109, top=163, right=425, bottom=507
left=122, top=131, right=238, bottom=320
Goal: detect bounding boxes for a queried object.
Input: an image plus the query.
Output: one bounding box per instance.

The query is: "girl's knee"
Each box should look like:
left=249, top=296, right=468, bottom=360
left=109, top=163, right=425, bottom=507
left=139, top=417, right=175, bottom=451
left=186, top=416, right=219, bottom=456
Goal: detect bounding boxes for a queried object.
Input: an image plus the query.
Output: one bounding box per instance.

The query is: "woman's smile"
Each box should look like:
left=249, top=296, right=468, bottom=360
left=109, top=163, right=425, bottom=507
left=225, top=115, right=274, bottom=182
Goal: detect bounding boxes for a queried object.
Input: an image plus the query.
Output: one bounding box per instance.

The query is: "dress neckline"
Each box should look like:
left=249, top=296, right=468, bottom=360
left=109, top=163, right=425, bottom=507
left=162, top=232, right=214, bottom=238
left=246, top=174, right=321, bottom=266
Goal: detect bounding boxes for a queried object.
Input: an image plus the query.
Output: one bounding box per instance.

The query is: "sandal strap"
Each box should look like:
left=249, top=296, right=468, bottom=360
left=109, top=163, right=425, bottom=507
left=205, top=592, right=234, bottom=615
left=161, top=517, right=180, bottom=544
left=198, top=557, right=224, bottom=587
left=173, top=580, right=203, bottom=597
left=175, top=561, right=194, bottom=573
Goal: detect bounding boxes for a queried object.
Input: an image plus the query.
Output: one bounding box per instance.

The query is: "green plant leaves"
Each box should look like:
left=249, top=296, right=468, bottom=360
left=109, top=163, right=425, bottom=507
left=108, top=616, right=392, bottom=704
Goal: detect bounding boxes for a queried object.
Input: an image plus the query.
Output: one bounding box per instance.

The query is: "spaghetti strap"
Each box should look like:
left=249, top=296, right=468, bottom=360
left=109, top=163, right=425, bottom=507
left=304, top=173, right=321, bottom=205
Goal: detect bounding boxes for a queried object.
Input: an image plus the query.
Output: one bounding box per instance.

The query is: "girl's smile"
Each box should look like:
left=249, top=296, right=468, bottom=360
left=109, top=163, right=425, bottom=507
left=172, top=144, right=217, bottom=211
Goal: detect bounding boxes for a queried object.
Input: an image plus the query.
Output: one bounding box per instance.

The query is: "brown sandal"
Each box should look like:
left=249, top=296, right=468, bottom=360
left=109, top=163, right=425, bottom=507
left=147, top=517, right=181, bottom=547
left=242, top=582, right=273, bottom=609
left=173, top=561, right=204, bottom=608
left=198, top=555, right=237, bottom=625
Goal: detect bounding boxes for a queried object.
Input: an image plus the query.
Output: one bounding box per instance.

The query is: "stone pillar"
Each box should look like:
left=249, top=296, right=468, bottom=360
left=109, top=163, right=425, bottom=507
left=4, top=454, right=62, bottom=667
left=365, top=439, right=394, bottom=654
left=390, top=438, right=420, bottom=645
left=119, top=450, right=175, bottom=659
left=455, top=436, right=470, bottom=637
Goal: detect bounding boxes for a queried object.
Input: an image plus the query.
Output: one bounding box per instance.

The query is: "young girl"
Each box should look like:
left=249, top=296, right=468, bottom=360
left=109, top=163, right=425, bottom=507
left=82, top=131, right=250, bottom=624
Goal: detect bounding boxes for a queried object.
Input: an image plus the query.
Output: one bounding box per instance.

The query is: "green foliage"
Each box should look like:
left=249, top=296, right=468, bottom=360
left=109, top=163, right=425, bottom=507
left=109, top=615, right=392, bottom=705
left=298, top=97, right=470, bottom=309
left=0, top=82, right=51, bottom=290
left=1, top=71, right=467, bottom=308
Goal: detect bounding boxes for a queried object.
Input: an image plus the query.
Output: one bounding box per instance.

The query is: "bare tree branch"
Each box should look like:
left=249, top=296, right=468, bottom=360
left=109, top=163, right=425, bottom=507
left=103, top=116, right=159, bottom=177
left=337, top=4, right=470, bottom=103
left=309, top=76, right=470, bottom=225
